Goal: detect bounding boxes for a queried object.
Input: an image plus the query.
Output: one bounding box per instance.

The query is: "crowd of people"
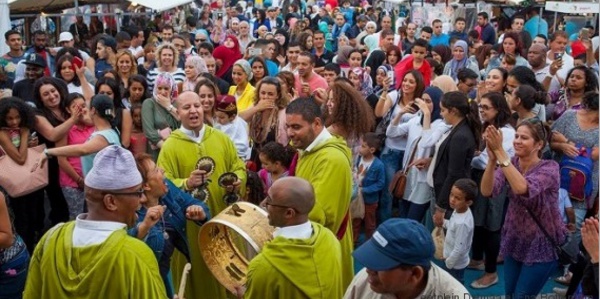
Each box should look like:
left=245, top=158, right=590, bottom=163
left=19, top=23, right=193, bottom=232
left=0, top=0, right=599, bottom=298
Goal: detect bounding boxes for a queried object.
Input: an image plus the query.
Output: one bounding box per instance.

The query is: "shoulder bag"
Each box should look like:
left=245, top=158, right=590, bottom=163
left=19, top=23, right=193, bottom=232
left=0, top=144, right=48, bottom=198
left=389, top=137, right=421, bottom=199
left=526, top=206, right=581, bottom=265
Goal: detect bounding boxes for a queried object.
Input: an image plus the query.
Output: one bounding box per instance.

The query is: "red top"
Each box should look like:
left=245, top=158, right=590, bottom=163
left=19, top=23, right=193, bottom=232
left=394, top=55, right=432, bottom=89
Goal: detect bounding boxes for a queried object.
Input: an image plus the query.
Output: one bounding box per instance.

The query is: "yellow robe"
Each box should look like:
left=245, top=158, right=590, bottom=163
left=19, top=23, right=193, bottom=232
left=245, top=222, right=344, bottom=299
left=295, top=135, right=355, bottom=289
left=157, top=127, right=247, bottom=299
left=23, top=222, right=166, bottom=299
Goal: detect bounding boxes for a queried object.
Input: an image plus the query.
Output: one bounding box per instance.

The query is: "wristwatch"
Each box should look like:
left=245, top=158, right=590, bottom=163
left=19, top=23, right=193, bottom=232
left=168, top=105, right=175, bottom=112
left=497, top=158, right=511, bottom=168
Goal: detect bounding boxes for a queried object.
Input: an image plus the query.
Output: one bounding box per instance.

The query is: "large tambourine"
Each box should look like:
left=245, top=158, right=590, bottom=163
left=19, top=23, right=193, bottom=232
left=199, top=202, right=275, bottom=294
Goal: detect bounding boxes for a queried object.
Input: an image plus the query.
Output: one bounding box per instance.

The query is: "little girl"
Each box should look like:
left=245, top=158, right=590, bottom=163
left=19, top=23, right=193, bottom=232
left=57, top=93, right=94, bottom=220
left=129, top=103, right=148, bottom=156
left=0, top=97, right=44, bottom=251
left=258, top=142, right=295, bottom=195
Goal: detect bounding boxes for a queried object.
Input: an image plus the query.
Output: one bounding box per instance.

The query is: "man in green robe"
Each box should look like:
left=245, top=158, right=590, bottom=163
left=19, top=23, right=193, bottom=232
left=157, top=91, right=247, bottom=299
left=23, top=146, right=166, bottom=299
left=285, top=97, right=354, bottom=288
left=240, top=177, right=344, bottom=299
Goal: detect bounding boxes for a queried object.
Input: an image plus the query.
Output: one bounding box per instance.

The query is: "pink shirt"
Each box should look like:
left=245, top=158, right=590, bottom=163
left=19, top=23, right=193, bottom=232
left=59, top=124, right=94, bottom=188
left=294, top=72, right=329, bottom=98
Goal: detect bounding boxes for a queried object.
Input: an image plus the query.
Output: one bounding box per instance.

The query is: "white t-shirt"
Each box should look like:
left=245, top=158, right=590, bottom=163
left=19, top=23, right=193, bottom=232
left=443, top=208, right=474, bottom=270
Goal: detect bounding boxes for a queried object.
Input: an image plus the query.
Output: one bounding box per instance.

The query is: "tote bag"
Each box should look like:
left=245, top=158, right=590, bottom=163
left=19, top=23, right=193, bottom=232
left=0, top=144, right=48, bottom=197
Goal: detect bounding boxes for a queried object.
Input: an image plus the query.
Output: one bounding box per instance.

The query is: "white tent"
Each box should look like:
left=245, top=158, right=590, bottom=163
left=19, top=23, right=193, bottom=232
left=0, top=0, right=9, bottom=55
left=128, top=0, right=192, bottom=12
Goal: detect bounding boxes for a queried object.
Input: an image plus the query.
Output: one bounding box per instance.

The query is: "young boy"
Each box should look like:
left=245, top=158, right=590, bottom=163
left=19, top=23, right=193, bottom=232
left=352, top=133, right=386, bottom=244
left=322, top=63, right=341, bottom=88
left=394, top=39, right=432, bottom=87
left=449, top=17, right=468, bottom=42
left=443, top=178, right=476, bottom=285
left=214, top=95, right=251, bottom=160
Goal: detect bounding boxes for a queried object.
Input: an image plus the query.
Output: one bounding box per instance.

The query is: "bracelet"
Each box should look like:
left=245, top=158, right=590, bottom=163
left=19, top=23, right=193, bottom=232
left=43, top=148, right=51, bottom=158
left=168, top=105, right=175, bottom=112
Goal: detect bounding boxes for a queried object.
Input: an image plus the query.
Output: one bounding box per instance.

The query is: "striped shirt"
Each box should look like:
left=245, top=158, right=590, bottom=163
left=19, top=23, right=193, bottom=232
left=146, top=68, right=185, bottom=92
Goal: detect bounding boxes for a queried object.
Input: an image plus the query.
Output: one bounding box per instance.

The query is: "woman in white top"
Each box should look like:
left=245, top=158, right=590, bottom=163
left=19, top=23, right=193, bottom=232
left=386, top=86, right=449, bottom=222
left=376, top=69, right=424, bottom=222
left=469, top=91, right=515, bottom=289
left=146, top=43, right=185, bottom=93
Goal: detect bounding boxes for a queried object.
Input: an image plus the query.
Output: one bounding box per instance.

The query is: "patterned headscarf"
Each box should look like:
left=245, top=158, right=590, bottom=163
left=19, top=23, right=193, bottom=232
left=350, top=67, right=373, bottom=97
left=153, top=72, right=178, bottom=101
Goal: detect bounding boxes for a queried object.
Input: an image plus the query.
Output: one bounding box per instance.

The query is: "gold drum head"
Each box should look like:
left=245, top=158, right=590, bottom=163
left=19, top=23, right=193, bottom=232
left=199, top=202, right=275, bottom=293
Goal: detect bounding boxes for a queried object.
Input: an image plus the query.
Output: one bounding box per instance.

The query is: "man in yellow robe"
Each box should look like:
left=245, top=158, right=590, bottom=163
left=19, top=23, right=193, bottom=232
left=240, top=177, right=344, bottom=298
left=157, top=91, right=247, bottom=299
left=23, top=146, right=166, bottom=299
left=285, top=97, right=354, bottom=288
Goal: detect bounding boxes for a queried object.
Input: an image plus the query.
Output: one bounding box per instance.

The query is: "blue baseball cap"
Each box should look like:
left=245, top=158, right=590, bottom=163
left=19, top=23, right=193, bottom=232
left=353, top=219, right=434, bottom=271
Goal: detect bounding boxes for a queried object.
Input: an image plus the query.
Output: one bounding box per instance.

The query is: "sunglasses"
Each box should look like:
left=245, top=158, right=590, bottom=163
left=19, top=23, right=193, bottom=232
left=196, top=39, right=207, bottom=42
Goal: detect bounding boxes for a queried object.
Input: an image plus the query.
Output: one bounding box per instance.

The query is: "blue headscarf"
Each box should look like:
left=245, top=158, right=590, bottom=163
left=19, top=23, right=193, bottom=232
left=449, top=40, right=469, bottom=81
left=373, top=64, right=395, bottom=96
left=421, top=86, right=443, bottom=125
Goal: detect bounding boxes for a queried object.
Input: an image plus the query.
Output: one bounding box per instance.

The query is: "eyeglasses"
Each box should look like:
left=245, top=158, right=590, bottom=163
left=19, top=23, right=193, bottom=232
left=264, top=196, right=295, bottom=210
left=522, top=117, right=547, bottom=141
left=196, top=39, right=207, bottom=42
left=478, top=104, right=493, bottom=111
left=110, top=188, right=145, bottom=198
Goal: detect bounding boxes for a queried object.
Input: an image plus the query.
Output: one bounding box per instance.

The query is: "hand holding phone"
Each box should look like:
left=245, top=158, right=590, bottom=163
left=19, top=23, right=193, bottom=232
left=71, top=56, right=83, bottom=72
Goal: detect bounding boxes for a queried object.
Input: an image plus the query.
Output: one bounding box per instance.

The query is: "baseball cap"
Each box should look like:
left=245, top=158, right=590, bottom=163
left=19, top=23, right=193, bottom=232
left=59, top=32, right=74, bottom=43
left=353, top=218, right=435, bottom=271
left=23, top=53, right=46, bottom=68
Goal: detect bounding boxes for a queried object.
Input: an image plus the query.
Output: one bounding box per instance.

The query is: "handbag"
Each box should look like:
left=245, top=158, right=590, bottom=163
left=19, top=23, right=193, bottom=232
left=526, top=206, right=581, bottom=265
left=0, top=144, right=48, bottom=198
left=350, top=188, right=365, bottom=219
left=388, top=137, right=421, bottom=199
left=432, top=227, right=445, bottom=260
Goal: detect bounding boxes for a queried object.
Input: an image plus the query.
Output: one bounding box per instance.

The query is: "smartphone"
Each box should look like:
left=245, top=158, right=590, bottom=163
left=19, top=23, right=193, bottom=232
left=248, top=48, right=262, bottom=57
left=580, top=28, right=590, bottom=41
left=217, top=12, right=223, bottom=19
left=30, top=132, right=37, bottom=138
left=410, top=103, right=420, bottom=112
left=554, top=52, right=563, bottom=60
left=71, top=56, right=83, bottom=71
left=387, top=70, right=394, bottom=82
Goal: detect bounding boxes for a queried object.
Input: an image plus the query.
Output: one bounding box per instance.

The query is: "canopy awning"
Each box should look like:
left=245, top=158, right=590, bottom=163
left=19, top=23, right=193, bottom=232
left=544, top=1, right=599, bottom=13
left=8, top=0, right=121, bottom=14
left=128, top=0, right=192, bottom=12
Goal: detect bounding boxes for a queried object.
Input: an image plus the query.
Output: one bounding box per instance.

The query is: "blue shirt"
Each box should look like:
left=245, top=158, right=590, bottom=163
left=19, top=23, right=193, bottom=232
left=81, top=129, right=121, bottom=175
left=430, top=33, right=450, bottom=47
left=524, top=15, right=548, bottom=40
left=95, top=59, right=113, bottom=79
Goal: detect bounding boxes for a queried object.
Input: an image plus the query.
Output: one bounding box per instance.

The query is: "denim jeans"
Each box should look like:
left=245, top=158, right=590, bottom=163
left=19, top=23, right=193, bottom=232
left=504, top=255, right=558, bottom=298
left=379, top=146, right=404, bottom=223
left=0, top=246, right=30, bottom=299
left=398, top=199, right=429, bottom=223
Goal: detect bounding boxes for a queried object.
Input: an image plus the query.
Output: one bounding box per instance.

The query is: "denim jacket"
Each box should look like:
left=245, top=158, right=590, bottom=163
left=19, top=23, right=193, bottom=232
left=128, top=179, right=211, bottom=261
left=356, top=157, right=386, bottom=205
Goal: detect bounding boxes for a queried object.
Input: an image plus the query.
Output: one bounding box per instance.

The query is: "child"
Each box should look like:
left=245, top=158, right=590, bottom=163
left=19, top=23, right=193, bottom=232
left=0, top=97, right=44, bottom=251
left=557, top=187, right=576, bottom=282
left=57, top=93, right=94, bottom=220
left=352, top=133, right=385, bottom=243
left=443, top=178, right=476, bottom=285
left=213, top=95, right=251, bottom=160
left=500, top=53, right=516, bottom=72
left=257, top=141, right=295, bottom=195
left=129, top=103, right=148, bottom=156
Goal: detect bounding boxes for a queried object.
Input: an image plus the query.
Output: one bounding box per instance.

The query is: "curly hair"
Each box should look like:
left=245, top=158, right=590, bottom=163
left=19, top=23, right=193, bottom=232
left=566, top=65, right=599, bottom=94
left=245, top=171, right=265, bottom=205
left=253, top=77, right=288, bottom=109
left=155, top=43, right=179, bottom=69
left=500, top=31, right=525, bottom=57
left=259, top=141, right=296, bottom=168
left=296, top=31, right=313, bottom=52
left=115, top=50, right=138, bottom=77
left=276, top=71, right=295, bottom=96
left=323, top=81, right=375, bottom=141
left=0, top=97, right=36, bottom=129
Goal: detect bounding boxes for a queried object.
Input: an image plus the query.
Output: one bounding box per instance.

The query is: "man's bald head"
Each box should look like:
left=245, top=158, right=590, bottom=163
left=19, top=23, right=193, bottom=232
left=269, top=177, right=315, bottom=215
left=529, top=43, right=547, bottom=53
left=177, top=91, right=200, bottom=105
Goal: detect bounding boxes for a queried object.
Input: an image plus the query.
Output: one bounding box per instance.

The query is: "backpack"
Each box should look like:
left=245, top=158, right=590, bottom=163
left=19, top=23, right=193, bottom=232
left=560, top=145, right=594, bottom=202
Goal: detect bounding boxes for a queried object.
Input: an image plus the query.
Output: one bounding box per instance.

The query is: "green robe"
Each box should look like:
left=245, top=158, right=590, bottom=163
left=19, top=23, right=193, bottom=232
left=245, top=222, right=344, bottom=299
left=23, top=222, right=166, bottom=299
left=157, top=127, right=247, bottom=299
left=295, top=135, right=354, bottom=289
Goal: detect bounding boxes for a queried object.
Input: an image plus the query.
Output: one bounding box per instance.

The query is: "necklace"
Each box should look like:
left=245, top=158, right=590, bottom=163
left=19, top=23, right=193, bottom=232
left=160, top=214, right=169, bottom=240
